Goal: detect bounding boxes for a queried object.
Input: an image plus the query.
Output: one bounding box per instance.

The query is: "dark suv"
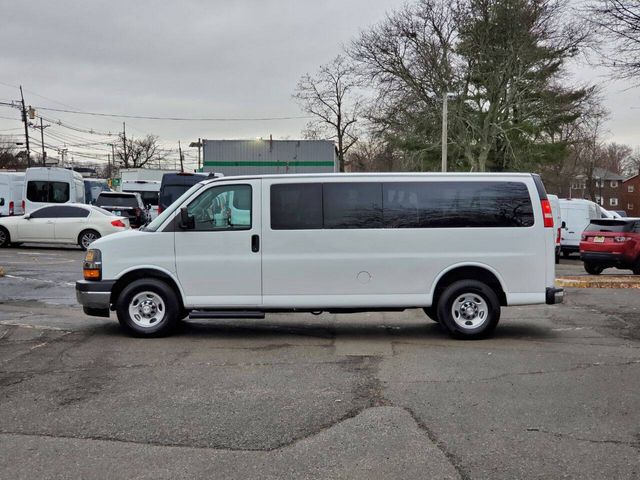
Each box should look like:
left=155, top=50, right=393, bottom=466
left=96, top=192, right=149, bottom=228
left=580, top=218, right=640, bottom=275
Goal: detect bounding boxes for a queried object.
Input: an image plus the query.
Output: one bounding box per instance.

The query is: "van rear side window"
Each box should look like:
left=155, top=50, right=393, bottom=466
left=270, top=181, right=534, bottom=230
left=26, top=181, right=70, bottom=203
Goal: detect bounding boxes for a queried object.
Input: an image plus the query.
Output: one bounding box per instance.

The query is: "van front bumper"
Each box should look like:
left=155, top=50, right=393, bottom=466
left=546, top=287, right=564, bottom=305
left=76, top=280, right=115, bottom=316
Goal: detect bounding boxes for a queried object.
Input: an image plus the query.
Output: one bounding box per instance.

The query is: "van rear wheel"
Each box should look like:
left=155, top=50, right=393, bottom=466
left=436, top=280, right=500, bottom=339
left=116, top=278, right=180, bottom=337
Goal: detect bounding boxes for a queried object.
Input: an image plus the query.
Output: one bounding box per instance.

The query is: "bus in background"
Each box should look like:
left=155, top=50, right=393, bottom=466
left=121, top=180, right=160, bottom=219
left=84, top=179, right=111, bottom=205
left=158, top=172, right=221, bottom=214
left=24, top=167, right=85, bottom=213
left=0, top=172, right=25, bottom=217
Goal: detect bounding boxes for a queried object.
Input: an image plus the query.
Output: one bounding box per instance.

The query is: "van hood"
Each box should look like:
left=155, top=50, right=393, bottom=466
left=90, top=228, right=151, bottom=249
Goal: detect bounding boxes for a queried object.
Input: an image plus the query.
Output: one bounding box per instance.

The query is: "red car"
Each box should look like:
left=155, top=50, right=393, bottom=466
left=580, top=218, right=640, bottom=275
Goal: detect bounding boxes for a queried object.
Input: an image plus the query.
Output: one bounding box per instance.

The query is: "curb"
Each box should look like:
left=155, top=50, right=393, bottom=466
left=556, top=275, right=640, bottom=289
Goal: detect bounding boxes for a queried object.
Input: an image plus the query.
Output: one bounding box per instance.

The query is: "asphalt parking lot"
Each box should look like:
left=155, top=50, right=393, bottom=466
left=0, top=246, right=639, bottom=479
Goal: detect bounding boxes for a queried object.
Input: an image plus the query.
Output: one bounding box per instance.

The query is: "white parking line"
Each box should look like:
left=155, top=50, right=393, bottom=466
left=3, top=274, right=75, bottom=287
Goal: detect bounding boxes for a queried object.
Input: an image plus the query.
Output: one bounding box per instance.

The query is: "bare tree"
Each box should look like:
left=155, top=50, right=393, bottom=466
left=115, top=134, right=168, bottom=169
left=586, top=0, right=640, bottom=81
left=0, top=139, right=27, bottom=170
left=293, top=55, right=362, bottom=172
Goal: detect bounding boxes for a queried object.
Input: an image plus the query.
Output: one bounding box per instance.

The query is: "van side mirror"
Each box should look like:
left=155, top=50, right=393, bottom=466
left=179, top=207, right=195, bottom=230
left=561, top=221, right=566, bottom=229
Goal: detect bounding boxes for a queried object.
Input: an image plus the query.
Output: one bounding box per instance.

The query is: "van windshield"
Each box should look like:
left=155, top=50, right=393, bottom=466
left=144, top=183, right=204, bottom=232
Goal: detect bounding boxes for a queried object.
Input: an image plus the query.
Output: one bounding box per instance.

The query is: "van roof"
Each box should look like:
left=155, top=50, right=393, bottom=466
left=199, top=172, right=535, bottom=185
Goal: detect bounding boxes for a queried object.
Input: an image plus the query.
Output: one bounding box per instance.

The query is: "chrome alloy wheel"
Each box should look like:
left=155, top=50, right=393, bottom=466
left=451, top=293, right=488, bottom=329
left=128, top=291, right=166, bottom=328
left=81, top=231, right=98, bottom=249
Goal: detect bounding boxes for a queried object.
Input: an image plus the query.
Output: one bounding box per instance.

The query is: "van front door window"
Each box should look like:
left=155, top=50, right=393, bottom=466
left=187, top=184, right=252, bottom=231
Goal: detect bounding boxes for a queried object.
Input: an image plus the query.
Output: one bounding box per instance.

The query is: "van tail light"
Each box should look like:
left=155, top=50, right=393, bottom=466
left=21, top=200, right=25, bottom=212
left=541, top=199, right=554, bottom=228
left=158, top=205, right=163, bottom=214
left=8, top=201, right=14, bottom=216
left=556, top=227, right=561, bottom=243
left=111, top=219, right=126, bottom=228
left=614, top=236, right=631, bottom=243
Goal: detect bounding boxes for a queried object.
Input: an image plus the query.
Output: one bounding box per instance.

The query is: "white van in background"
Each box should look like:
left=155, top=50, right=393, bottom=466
left=548, top=194, right=561, bottom=263
left=0, top=172, right=25, bottom=217
left=23, top=167, right=85, bottom=213
left=121, top=180, right=160, bottom=220
left=559, top=198, right=602, bottom=257
left=76, top=172, right=563, bottom=339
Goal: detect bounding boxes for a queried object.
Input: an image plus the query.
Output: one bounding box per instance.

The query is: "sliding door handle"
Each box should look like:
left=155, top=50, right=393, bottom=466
left=251, top=234, right=260, bottom=253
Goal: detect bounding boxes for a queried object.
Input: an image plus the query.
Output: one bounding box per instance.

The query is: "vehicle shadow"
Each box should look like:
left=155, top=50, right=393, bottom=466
left=92, top=315, right=556, bottom=342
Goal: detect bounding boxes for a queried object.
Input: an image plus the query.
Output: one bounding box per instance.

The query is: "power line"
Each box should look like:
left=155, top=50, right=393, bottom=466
left=33, top=105, right=313, bottom=122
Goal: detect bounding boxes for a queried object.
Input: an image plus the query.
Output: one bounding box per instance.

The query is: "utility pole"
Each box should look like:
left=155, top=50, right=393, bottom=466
left=31, top=116, right=50, bottom=166
left=197, top=138, right=201, bottom=170
left=122, top=122, right=127, bottom=168
left=441, top=92, right=448, bottom=173
left=178, top=141, right=184, bottom=173
left=19, top=86, right=31, bottom=167
left=110, top=143, right=116, bottom=178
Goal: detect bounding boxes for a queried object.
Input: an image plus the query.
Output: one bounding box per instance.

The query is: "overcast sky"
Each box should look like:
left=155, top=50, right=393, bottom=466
left=1, top=0, right=639, bottom=168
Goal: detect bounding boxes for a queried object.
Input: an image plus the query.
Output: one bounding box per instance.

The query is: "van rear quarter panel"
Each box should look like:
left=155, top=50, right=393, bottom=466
left=261, top=176, right=548, bottom=308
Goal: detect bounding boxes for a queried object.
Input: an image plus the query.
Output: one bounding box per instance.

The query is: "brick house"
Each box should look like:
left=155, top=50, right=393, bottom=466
left=569, top=168, right=625, bottom=211
left=622, top=174, right=640, bottom=215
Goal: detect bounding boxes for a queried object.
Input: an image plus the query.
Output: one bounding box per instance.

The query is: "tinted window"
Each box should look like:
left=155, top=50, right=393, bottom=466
left=30, top=206, right=64, bottom=218
left=57, top=206, right=90, bottom=218
left=125, top=190, right=158, bottom=206
left=96, top=194, right=139, bottom=208
left=586, top=220, right=635, bottom=233
left=323, top=183, right=382, bottom=229
left=27, top=181, right=70, bottom=203
left=383, top=182, right=533, bottom=228
left=160, top=185, right=192, bottom=209
left=271, top=183, right=322, bottom=230
left=186, top=184, right=251, bottom=231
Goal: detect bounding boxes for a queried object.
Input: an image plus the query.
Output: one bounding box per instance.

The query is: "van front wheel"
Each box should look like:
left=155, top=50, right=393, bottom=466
left=437, top=280, right=500, bottom=339
left=116, top=278, right=179, bottom=337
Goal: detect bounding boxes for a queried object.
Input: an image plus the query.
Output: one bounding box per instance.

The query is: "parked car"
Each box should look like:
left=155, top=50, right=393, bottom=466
left=121, top=180, right=160, bottom=220
left=76, top=172, right=563, bottom=339
left=559, top=198, right=603, bottom=257
left=0, top=203, right=129, bottom=250
left=580, top=218, right=640, bottom=275
left=548, top=194, right=561, bottom=264
left=158, top=172, right=220, bottom=214
left=95, top=192, right=149, bottom=228
left=24, top=167, right=85, bottom=213
left=0, top=172, right=25, bottom=217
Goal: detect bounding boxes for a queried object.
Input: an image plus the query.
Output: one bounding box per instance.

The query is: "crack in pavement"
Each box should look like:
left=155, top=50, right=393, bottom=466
left=527, top=428, right=640, bottom=451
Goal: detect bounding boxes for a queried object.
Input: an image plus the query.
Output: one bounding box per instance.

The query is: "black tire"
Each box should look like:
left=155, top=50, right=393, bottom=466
left=0, top=227, right=10, bottom=248
left=78, top=229, right=101, bottom=250
left=436, top=280, right=501, bottom=339
left=632, top=260, right=640, bottom=275
left=422, top=306, right=439, bottom=322
left=555, top=253, right=560, bottom=264
left=584, top=262, right=603, bottom=275
left=116, top=278, right=180, bottom=337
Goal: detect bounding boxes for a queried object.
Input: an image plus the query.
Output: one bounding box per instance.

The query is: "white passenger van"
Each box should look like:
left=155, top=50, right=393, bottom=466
left=76, top=173, right=563, bottom=339
left=24, top=167, right=85, bottom=213
left=0, top=172, right=25, bottom=217
left=559, top=198, right=602, bottom=257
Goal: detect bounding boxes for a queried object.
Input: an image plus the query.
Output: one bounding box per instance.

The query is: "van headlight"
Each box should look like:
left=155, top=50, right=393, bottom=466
left=83, top=249, right=102, bottom=281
